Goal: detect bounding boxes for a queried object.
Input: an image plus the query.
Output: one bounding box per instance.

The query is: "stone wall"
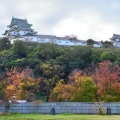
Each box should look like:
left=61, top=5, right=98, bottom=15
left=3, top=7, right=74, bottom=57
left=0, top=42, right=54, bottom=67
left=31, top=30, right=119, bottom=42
left=0, top=102, right=120, bottom=114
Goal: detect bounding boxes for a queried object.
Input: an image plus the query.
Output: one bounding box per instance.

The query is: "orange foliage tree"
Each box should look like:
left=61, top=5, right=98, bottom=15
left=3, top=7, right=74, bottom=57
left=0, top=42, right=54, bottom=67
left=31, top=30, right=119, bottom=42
left=5, top=67, right=40, bottom=101
left=50, top=80, right=72, bottom=102
left=94, top=61, right=120, bottom=101
left=50, top=70, right=96, bottom=102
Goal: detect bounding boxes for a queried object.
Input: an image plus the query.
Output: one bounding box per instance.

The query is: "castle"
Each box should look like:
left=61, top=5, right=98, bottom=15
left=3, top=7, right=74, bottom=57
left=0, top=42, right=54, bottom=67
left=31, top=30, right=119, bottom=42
left=3, top=17, right=120, bottom=48
left=110, top=34, right=120, bottom=47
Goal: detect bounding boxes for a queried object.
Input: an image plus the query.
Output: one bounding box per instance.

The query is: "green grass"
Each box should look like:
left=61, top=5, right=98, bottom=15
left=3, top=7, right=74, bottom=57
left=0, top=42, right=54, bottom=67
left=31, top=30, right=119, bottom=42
left=0, top=114, right=120, bottom=120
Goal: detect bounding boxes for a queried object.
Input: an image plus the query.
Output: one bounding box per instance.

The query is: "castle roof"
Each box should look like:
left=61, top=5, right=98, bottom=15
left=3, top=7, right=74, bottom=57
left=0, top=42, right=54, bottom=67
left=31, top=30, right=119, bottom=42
left=57, top=37, right=69, bottom=40
left=70, top=39, right=87, bottom=43
left=23, top=33, right=34, bottom=36
left=18, top=26, right=32, bottom=31
left=8, top=17, right=32, bottom=27
left=14, top=18, right=28, bottom=25
left=37, top=34, right=57, bottom=39
left=110, top=34, right=120, bottom=40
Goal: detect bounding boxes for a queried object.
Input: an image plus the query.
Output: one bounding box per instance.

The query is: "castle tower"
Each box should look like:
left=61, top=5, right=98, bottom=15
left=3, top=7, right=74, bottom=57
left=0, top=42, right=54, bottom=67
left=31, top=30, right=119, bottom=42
left=3, top=17, right=38, bottom=42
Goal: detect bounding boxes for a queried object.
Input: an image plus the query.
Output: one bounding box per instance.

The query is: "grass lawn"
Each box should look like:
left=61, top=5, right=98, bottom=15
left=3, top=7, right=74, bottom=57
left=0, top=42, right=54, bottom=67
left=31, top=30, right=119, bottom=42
left=0, top=114, right=120, bottom=120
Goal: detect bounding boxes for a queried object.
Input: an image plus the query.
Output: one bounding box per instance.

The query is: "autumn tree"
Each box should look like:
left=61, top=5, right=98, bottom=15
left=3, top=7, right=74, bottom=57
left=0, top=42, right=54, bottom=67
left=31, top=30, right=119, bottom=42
left=50, top=80, right=72, bottom=102
left=50, top=70, right=96, bottom=102
left=94, top=61, right=120, bottom=101
left=69, top=71, right=96, bottom=102
left=65, top=34, right=78, bottom=40
left=5, top=67, right=40, bottom=101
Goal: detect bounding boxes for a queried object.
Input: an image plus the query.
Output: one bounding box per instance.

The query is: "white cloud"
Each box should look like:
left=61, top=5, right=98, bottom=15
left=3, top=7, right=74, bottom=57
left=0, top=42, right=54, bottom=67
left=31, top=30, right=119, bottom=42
left=53, top=10, right=118, bottom=40
left=1, top=0, right=120, bottom=40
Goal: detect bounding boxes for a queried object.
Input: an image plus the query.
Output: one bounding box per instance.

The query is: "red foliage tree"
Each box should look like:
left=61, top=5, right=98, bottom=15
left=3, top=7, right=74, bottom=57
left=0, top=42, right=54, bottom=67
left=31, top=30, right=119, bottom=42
left=95, top=61, right=120, bottom=101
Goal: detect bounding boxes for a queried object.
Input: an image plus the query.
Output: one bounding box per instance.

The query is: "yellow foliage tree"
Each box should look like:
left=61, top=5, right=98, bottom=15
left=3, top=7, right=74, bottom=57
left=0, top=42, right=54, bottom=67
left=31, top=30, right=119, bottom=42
left=50, top=80, right=72, bottom=102
left=50, top=70, right=96, bottom=102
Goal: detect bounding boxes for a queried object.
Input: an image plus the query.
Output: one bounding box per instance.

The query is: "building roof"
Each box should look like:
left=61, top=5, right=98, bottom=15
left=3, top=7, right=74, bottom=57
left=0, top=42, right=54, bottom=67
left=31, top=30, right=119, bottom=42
left=57, top=37, right=70, bottom=40
left=57, top=37, right=87, bottom=43
left=14, top=18, right=31, bottom=25
left=110, top=34, right=120, bottom=40
left=14, top=18, right=28, bottom=25
left=70, top=40, right=87, bottom=43
left=5, top=17, right=37, bottom=36
left=2, top=30, right=9, bottom=35
left=37, top=34, right=57, bottom=39
left=23, top=33, right=34, bottom=36
left=8, top=17, right=32, bottom=28
left=94, top=41, right=102, bottom=44
left=18, top=26, right=31, bottom=31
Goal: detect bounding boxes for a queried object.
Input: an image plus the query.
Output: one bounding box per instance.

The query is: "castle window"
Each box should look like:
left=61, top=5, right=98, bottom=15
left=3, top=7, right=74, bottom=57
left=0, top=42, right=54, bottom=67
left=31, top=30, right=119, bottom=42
left=115, top=38, right=120, bottom=42
left=40, top=38, right=45, bottom=41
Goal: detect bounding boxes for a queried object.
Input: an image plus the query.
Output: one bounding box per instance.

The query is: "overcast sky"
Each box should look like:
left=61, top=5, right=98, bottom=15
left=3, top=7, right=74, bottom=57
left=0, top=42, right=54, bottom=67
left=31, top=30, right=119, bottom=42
left=1, top=0, right=120, bottom=41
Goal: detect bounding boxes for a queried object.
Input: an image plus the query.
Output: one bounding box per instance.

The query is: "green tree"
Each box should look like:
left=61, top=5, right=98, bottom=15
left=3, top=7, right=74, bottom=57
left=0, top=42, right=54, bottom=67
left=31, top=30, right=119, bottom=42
left=40, top=64, right=64, bottom=101
left=12, top=40, right=28, bottom=58
left=36, top=43, right=58, bottom=60
left=100, top=51, right=117, bottom=62
left=101, top=41, right=113, bottom=48
left=69, top=71, right=96, bottom=102
left=0, top=37, right=11, bottom=51
left=87, top=39, right=95, bottom=46
left=0, top=77, right=10, bottom=113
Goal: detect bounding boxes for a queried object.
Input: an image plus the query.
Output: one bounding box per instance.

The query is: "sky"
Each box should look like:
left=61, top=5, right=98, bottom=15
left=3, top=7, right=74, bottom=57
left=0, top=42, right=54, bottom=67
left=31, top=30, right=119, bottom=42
left=1, top=0, right=120, bottom=41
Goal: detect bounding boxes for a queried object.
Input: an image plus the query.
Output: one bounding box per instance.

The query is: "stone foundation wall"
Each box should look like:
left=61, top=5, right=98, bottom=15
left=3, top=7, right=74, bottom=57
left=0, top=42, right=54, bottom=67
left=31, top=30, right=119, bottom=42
left=0, top=102, right=120, bottom=114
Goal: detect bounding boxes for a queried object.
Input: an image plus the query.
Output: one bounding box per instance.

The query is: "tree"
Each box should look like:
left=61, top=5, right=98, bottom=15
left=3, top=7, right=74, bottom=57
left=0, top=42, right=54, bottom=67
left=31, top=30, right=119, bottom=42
left=0, top=37, right=11, bottom=51
left=36, top=43, right=58, bottom=60
left=50, top=70, right=96, bottom=102
left=65, top=34, right=78, bottom=40
left=12, top=40, right=28, bottom=58
left=100, top=51, right=117, bottom=62
left=50, top=80, right=72, bottom=102
left=101, top=41, right=113, bottom=48
left=0, top=77, right=11, bottom=113
left=87, top=39, right=95, bottom=46
left=5, top=67, right=40, bottom=101
left=40, top=64, right=64, bottom=101
left=69, top=71, right=96, bottom=102
left=94, top=61, right=120, bottom=101
left=0, top=79, right=6, bottom=102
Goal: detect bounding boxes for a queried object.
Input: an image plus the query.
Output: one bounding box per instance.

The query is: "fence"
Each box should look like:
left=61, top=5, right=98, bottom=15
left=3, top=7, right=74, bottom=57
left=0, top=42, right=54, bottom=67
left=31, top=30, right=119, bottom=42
left=0, top=102, right=120, bottom=114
